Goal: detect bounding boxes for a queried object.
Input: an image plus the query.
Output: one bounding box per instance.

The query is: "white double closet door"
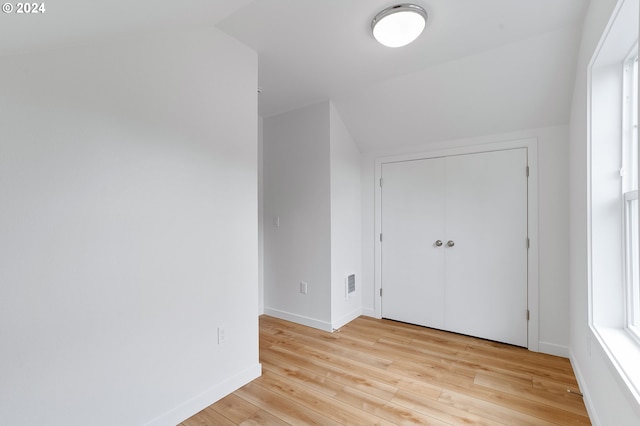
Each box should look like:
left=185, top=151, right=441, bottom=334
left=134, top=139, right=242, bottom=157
left=381, top=148, right=528, bottom=347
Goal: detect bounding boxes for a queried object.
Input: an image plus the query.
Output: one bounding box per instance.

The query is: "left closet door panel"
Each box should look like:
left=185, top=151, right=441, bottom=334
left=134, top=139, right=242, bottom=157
left=381, top=158, right=446, bottom=329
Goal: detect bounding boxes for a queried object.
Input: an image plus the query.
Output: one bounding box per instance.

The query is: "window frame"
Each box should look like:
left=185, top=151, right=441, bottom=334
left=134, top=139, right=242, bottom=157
left=622, top=46, right=639, bottom=342
left=623, top=190, right=640, bottom=341
left=621, top=49, right=638, bottom=194
left=587, top=0, right=640, bottom=407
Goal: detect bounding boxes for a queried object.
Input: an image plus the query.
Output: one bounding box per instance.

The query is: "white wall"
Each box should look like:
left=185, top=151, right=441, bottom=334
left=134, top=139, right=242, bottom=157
left=569, top=0, right=640, bottom=423
left=329, top=102, right=362, bottom=329
left=0, top=28, right=260, bottom=426
left=360, top=125, right=570, bottom=356
left=262, top=101, right=362, bottom=331
left=263, top=102, right=332, bottom=328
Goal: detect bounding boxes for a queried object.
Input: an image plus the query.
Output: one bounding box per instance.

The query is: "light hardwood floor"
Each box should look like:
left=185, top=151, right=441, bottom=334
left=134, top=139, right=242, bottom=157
left=181, top=315, right=590, bottom=425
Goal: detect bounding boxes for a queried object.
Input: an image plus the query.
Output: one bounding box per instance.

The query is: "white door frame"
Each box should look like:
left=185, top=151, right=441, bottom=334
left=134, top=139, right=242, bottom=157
left=374, top=138, right=539, bottom=352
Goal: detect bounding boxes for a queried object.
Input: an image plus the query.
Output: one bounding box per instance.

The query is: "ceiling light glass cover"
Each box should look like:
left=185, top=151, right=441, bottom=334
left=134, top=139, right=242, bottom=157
left=371, top=4, right=428, bottom=48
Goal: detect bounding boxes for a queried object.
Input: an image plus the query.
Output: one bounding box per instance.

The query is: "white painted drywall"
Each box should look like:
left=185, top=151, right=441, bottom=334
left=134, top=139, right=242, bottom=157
left=262, top=101, right=362, bottom=331
left=329, top=102, right=362, bottom=329
left=569, top=0, right=640, bottom=423
left=263, top=102, right=332, bottom=328
left=333, top=25, right=582, bottom=153
left=360, top=125, right=570, bottom=356
left=0, top=27, right=260, bottom=426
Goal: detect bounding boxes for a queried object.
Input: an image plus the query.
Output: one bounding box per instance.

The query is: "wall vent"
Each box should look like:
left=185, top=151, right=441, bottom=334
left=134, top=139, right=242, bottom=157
left=347, top=274, right=356, bottom=294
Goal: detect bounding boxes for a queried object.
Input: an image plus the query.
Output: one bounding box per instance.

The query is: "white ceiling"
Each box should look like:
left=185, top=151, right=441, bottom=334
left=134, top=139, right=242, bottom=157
left=1, top=0, right=589, bottom=152
left=0, top=0, right=252, bottom=55
left=218, top=0, right=588, bottom=117
left=219, top=0, right=588, bottom=152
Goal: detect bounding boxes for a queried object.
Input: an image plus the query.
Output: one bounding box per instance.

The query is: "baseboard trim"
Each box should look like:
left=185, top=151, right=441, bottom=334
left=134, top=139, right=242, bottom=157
left=361, top=308, right=377, bottom=318
left=332, top=308, right=363, bottom=331
left=538, top=341, right=570, bottom=358
left=263, top=307, right=333, bottom=332
left=569, top=349, right=601, bottom=426
left=144, top=363, right=262, bottom=426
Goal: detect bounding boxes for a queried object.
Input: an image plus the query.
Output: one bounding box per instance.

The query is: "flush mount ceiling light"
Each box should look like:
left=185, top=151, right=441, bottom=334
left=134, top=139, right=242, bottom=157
left=371, top=3, right=428, bottom=48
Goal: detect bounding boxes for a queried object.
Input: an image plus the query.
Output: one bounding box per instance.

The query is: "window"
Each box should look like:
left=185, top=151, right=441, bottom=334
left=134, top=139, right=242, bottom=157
left=588, top=0, right=640, bottom=404
left=623, top=49, right=639, bottom=339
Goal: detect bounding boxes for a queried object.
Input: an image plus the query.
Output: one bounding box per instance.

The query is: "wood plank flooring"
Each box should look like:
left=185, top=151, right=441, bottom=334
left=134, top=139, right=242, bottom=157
left=181, top=315, right=590, bottom=425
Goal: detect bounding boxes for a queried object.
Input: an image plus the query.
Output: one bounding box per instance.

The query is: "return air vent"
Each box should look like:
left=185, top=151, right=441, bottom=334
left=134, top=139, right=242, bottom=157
left=345, top=274, right=356, bottom=299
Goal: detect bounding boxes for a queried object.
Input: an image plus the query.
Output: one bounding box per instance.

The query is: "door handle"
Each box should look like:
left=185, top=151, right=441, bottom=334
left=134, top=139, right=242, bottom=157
left=435, top=240, right=443, bottom=247
left=447, top=240, right=455, bottom=247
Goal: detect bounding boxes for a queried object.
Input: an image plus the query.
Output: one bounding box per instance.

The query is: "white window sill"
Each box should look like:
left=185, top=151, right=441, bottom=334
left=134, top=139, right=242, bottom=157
left=592, top=326, right=640, bottom=405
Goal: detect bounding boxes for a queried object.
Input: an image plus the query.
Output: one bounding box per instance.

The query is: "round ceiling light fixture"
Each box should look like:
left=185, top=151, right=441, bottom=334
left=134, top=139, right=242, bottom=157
left=371, top=4, right=428, bottom=48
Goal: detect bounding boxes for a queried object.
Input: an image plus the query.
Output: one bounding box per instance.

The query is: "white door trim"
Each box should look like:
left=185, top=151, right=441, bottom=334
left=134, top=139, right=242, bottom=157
left=374, top=138, right=539, bottom=352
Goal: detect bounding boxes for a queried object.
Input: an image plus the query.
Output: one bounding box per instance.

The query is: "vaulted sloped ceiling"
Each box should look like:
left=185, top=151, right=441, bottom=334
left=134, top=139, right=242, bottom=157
left=218, top=0, right=588, bottom=152
left=332, top=26, right=582, bottom=151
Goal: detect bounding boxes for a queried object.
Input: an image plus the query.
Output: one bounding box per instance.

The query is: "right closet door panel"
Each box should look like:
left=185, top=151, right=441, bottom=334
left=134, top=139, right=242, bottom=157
left=443, top=149, right=528, bottom=347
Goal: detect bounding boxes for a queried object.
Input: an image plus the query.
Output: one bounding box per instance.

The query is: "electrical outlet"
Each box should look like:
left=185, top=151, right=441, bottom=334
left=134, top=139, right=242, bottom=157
left=300, top=282, right=308, bottom=294
left=218, top=326, right=225, bottom=344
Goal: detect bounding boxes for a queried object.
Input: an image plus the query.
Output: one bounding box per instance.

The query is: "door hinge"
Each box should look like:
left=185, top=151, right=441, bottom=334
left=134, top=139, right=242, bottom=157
left=380, top=288, right=382, bottom=297
left=526, top=238, right=530, bottom=249
left=526, top=166, right=530, bottom=177
left=380, top=177, right=383, bottom=187
left=380, top=233, right=383, bottom=242
left=527, top=310, right=530, bottom=321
